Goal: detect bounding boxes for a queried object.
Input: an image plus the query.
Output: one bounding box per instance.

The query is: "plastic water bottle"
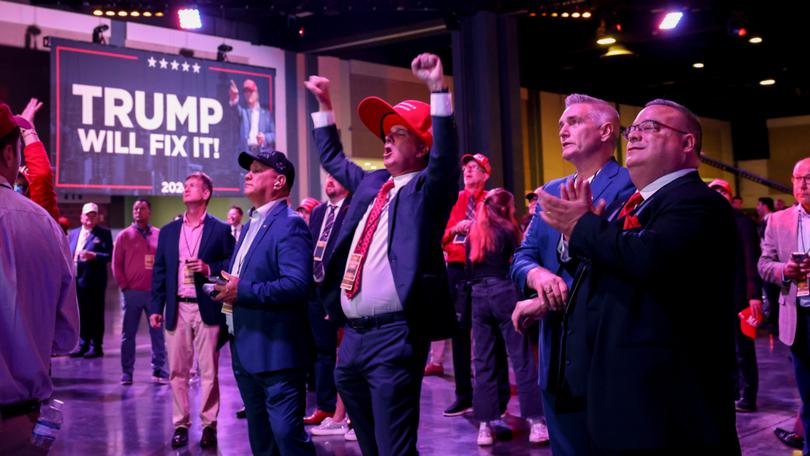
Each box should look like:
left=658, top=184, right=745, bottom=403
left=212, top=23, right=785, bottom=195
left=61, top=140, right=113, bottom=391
left=30, top=399, right=63, bottom=450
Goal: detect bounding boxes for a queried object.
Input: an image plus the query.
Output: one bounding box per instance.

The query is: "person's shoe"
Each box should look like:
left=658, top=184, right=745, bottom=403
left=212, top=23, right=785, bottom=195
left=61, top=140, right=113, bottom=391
left=310, top=417, right=349, bottom=436
left=171, top=427, right=188, bottom=448
left=477, top=423, right=494, bottom=446
left=152, top=369, right=169, bottom=385
left=83, top=348, right=103, bottom=359
left=443, top=400, right=473, bottom=417
left=344, top=428, right=357, bottom=441
left=120, top=373, right=133, bottom=385
left=735, top=398, right=757, bottom=413
left=69, top=346, right=88, bottom=358
left=304, top=409, right=334, bottom=425
left=528, top=418, right=550, bottom=444
left=424, top=362, right=444, bottom=377
left=200, top=426, right=217, bottom=448
left=236, top=406, right=247, bottom=419
left=774, top=427, right=804, bottom=450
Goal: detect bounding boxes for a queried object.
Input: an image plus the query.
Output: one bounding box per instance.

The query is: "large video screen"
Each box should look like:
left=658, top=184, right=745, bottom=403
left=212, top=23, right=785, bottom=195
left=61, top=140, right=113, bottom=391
left=50, top=38, right=276, bottom=196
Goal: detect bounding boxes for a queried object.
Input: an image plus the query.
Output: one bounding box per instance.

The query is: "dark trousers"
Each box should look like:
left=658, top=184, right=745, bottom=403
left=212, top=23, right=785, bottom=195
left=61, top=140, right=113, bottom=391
left=791, top=308, right=810, bottom=456
left=232, top=349, right=315, bottom=456
left=542, top=389, right=591, bottom=456
left=734, top=321, right=759, bottom=403
left=448, top=263, right=474, bottom=404
left=77, top=284, right=105, bottom=349
left=307, top=291, right=338, bottom=413
left=471, top=277, right=543, bottom=421
left=335, top=321, right=429, bottom=456
left=121, top=290, right=167, bottom=375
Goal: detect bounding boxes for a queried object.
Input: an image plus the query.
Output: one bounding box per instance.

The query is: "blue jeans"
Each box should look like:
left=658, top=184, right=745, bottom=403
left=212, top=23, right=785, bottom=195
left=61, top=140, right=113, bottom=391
left=120, top=290, right=167, bottom=376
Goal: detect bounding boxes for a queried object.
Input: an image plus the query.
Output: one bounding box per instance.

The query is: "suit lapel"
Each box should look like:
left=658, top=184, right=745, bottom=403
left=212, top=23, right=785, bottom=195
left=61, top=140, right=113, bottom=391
left=590, top=159, right=620, bottom=201
left=785, top=206, right=800, bottom=254
left=197, top=214, right=215, bottom=260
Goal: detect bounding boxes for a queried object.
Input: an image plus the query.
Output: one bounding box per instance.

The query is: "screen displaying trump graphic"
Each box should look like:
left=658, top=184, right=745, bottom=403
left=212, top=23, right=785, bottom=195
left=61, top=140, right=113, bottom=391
left=50, top=38, right=276, bottom=195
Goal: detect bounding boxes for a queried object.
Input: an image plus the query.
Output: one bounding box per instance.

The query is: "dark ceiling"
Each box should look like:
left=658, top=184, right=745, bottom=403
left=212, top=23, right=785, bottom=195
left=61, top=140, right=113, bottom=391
left=29, top=1, right=810, bottom=124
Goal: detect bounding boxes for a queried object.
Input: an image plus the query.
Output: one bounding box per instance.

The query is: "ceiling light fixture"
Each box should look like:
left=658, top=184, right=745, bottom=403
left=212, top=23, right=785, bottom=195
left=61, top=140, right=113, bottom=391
left=749, top=36, right=763, bottom=44
left=759, top=79, right=775, bottom=86
left=692, top=62, right=704, bottom=68
left=658, top=12, right=683, bottom=30
left=597, top=36, right=617, bottom=46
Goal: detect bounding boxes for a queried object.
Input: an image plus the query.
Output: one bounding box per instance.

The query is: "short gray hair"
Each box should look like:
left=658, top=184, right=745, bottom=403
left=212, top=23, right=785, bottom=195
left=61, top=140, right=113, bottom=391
left=644, top=98, right=702, bottom=154
left=564, top=93, right=620, bottom=140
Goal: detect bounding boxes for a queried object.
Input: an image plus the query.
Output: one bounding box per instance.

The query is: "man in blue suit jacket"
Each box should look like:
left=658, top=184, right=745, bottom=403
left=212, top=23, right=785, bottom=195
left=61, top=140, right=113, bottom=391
left=213, top=148, right=315, bottom=456
left=229, top=78, right=275, bottom=152
left=68, top=202, right=113, bottom=358
left=148, top=172, right=235, bottom=449
left=304, top=174, right=352, bottom=425
left=510, top=94, right=634, bottom=455
left=304, top=53, right=458, bottom=455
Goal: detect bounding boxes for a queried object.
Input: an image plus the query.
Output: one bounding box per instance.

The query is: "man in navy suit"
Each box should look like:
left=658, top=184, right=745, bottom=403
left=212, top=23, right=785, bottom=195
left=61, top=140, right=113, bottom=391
left=148, top=172, right=235, bottom=449
left=229, top=78, right=275, bottom=152
left=510, top=94, right=634, bottom=455
left=539, top=99, right=740, bottom=453
left=304, top=53, right=458, bottom=455
left=213, top=148, right=315, bottom=456
left=68, top=202, right=113, bottom=358
left=304, top=173, right=352, bottom=426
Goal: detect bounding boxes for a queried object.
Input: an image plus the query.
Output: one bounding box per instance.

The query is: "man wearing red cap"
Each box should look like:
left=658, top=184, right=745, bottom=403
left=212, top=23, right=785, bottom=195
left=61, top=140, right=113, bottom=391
left=229, top=78, right=275, bottom=153
left=304, top=53, right=458, bottom=455
left=709, top=178, right=763, bottom=413
left=0, top=101, right=79, bottom=453
left=436, top=152, right=498, bottom=417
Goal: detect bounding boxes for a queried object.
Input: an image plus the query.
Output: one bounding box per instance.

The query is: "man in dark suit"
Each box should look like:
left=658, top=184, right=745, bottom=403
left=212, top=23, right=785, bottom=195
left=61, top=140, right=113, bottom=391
left=68, top=202, right=113, bottom=358
left=213, top=149, right=315, bottom=456
left=304, top=173, right=351, bottom=426
left=148, top=172, right=235, bottom=449
left=229, top=78, right=275, bottom=152
left=304, top=53, right=458, bottom=455
left=510, top=94, right=635, bottom=454
left=539, top=99, right=740, bottom=453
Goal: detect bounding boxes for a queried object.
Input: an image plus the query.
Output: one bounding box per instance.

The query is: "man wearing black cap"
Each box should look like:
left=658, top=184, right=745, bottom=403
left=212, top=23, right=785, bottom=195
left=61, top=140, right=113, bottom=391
left=304, top=53, right=458, bottom=455
left=213, top=148, right=315, bottom=456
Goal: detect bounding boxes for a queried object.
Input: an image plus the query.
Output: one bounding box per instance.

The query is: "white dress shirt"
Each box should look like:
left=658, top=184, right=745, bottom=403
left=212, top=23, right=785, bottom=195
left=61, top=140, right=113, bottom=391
left=231, top=198, right=283, bottom=277
left=0, top=177, right=79, bottom=404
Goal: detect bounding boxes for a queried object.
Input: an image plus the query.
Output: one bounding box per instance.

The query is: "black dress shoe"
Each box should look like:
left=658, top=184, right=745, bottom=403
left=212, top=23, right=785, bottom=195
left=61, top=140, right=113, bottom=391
left=69, top=347, right=88, bottom=358
left=235, top=407, right=247, bottom=419
left=200, top=426, right=217, bottom=448
left=443, top=400, right=473, bottom=417
left=83, top=348, right=103, bottom=359
left=774, top=427, right=804, bottom=450
left=735, top=398, right=756, bottom=413
left=171, top=427, right=189, bottom=448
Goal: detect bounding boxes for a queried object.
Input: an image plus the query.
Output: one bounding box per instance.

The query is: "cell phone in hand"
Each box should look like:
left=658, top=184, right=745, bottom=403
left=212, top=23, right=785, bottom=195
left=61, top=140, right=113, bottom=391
left=792, top=252, right=809, bottom=263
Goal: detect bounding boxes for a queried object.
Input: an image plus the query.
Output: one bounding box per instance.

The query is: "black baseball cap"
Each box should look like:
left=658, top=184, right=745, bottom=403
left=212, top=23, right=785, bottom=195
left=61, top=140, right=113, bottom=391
left=238, top=147, right=295, bottom=190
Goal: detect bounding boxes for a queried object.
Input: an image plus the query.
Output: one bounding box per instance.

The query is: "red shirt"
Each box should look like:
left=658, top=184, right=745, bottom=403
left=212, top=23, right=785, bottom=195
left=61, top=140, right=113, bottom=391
left=112, top=224, right=160, bottom=291
left=22, top=141, right=59, bottom=221
left=442, top=188, right=486, bottom=264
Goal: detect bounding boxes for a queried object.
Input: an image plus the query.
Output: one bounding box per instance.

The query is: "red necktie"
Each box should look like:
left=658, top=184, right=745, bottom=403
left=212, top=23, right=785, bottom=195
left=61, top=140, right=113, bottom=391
left=344, top=179, right=396, bottom=299
left=617, top=191, right=644, bottom=230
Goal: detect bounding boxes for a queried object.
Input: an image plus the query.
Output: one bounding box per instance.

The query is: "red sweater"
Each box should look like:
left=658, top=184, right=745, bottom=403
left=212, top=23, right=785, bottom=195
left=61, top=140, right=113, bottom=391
left=442, top=188, right=486, bottom=264
left=22, top=141, right=59, bottom=221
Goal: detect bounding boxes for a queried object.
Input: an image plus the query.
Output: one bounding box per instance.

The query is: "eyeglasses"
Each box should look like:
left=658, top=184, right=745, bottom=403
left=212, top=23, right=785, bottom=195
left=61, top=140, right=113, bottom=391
left=622, top=119, right=690, bottom=140
left=793, top=175, right=810, bottom=185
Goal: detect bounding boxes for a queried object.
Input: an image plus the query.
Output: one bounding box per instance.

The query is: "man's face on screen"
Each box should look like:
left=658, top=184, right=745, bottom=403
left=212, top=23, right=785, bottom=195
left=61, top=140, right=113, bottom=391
left=243, top=80, right=259, bottom=106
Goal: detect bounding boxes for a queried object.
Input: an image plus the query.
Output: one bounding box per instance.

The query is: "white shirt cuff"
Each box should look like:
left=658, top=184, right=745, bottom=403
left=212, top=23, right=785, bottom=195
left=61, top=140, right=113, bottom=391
left=431, top=92, right=453, bottom=117
left=311, top=111, right=335, bottom=128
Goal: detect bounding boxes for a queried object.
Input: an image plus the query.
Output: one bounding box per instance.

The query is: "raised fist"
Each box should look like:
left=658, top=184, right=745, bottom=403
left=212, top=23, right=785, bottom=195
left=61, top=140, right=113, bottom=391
left=229, top=79, right=239, bottom=103
left=411, top=53, right=446, bottom=92
left=304, top=76, right=333, bottom=111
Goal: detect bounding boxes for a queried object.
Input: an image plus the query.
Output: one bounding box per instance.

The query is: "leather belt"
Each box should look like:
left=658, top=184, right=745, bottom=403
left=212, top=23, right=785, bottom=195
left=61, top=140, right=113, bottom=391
left=177, top=296, right=198, bottom=303
left=346, top=311, right=407, bottom=330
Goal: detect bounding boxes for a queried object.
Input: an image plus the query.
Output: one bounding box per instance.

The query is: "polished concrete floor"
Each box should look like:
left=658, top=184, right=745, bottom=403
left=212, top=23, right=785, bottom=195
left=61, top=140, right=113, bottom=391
left=48, top=286, right=803, bottom=455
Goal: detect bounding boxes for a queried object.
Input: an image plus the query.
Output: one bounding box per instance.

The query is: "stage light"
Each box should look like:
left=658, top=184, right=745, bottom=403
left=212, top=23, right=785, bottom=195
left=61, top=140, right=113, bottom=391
left=92, top=9, right=103, bottom=16
left=597, top=36, right=616, bottom=46
left=130, top=11, right=140, bottom=17
left=561, top=12, right=570, bottom=18
left=155, top=11, right=164, bottom=17
left=572, top=12, right=581, bottom=18
left=749, top=36, right=762, bottom=44
left=143, top=11, right=152, bottom=17
left=582, top=11, right=592, bottom=18
left=551, top=12, right=558, bottom=17
left=178, top=8, right=202, bottom=30
left=658, top=12, right=683, bottom=30
left=736, top=27, right=748, bottom=37
left=118, top=10, right=127, bottom=17
left=529, top=12, right=537, bottom=17
left=693, top=62, right=704, bottom=68
left=759, top=79, right=775, bottom=86
left=105, top=10, right=114, bottom=16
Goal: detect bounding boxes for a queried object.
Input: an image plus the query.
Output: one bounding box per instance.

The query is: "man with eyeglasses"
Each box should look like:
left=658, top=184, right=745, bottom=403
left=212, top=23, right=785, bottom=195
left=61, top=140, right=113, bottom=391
left=511, top=93, right=634, bottom=454
left=304, top=53, right=459, bottom=455
left=537, top=99, right=740, bottom=453
left=759, top=157, right=810, bottom=456
left=213, top=148, right=316, bottom=455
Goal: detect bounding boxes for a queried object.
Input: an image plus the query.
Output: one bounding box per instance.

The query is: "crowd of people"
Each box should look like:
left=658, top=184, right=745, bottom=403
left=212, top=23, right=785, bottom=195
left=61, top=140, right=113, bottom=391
left=2, top=51, right=810, bottom=456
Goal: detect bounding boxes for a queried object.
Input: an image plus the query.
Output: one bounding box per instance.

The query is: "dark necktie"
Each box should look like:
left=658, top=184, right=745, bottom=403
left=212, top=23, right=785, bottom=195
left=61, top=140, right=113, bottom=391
left=313, top=204, right=337, bottom=282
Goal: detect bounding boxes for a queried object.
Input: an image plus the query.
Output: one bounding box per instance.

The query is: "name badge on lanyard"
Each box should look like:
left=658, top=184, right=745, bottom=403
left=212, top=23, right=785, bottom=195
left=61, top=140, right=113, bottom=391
left=313, top=240, right=328, bottom=262
left=144, top=254, right=155, bottom=270
left=341, top=253, right=363, bottom=291
left=183, top=264, right=195, bottom=285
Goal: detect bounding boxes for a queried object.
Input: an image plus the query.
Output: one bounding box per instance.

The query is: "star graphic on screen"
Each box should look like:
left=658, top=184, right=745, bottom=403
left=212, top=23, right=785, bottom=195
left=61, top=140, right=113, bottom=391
left=181, top=61, right=190, bottom=72
left=192, top=63, right=201, bottom=73
left=159, top=58, right=168, bottom=69
left=170, top=60, right=180, bottom=71
left=147, top=56, right=156, bottom=68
